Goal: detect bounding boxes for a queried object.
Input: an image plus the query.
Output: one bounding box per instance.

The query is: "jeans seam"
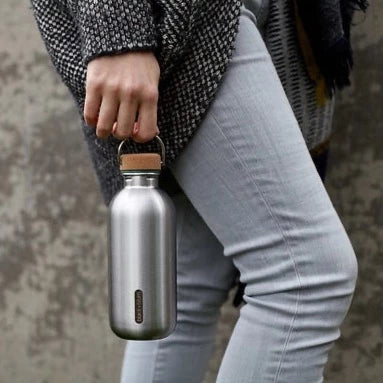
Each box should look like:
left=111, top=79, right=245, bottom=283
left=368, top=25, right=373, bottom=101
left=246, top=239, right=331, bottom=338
left=210, top=112, right=302, bottom=382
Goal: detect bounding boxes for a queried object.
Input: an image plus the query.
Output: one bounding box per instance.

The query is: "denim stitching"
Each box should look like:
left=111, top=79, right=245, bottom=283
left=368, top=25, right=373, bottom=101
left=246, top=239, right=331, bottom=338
left=210, top=112, right=302, bottom=382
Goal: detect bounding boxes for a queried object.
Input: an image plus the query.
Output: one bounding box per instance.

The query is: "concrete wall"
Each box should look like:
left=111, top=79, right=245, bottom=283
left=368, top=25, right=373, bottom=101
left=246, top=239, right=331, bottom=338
left=0, top=0, right=381, bottom=382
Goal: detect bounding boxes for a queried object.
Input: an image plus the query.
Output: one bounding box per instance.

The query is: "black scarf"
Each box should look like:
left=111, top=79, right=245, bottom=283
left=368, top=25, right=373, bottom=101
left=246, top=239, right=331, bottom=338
left=293, top=0, right=369, bottom=100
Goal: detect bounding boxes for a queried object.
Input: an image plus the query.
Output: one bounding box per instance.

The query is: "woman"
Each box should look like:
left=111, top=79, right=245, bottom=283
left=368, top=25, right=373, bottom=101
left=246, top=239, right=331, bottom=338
left=29, top=0, right=367, bottom=382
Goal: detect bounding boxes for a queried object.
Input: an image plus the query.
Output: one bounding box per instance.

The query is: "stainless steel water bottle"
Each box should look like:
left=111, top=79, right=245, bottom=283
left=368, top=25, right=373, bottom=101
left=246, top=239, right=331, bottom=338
left=108, top=135, right=177, bottom=340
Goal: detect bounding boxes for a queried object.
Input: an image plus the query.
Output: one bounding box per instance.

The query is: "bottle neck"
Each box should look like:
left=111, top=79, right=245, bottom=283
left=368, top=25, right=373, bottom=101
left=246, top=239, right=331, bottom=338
left=121, top=170, right=160, bottom=188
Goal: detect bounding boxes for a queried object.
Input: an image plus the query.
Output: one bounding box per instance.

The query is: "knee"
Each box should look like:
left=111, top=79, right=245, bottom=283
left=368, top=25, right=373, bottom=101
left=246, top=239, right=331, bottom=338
left=176, top=284, right=232, bottom=327
left=313, top=226, right=359, bottom=297
left=340, top=234, right=359, bottom=294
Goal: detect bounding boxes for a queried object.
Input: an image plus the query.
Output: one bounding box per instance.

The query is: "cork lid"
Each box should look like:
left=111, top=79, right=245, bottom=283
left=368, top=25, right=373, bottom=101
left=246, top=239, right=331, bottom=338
left=120, top=153, right=161, bottom=171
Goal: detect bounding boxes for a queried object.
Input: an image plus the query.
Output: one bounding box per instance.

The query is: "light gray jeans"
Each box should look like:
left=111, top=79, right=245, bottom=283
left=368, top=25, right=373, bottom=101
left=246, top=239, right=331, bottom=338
left=120, top=4, right=358, bottom=382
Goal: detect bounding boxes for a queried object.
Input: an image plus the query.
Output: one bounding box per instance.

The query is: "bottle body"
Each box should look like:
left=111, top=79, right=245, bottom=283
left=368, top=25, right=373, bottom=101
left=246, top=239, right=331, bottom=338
left=108, top=171, right=177, bottom=340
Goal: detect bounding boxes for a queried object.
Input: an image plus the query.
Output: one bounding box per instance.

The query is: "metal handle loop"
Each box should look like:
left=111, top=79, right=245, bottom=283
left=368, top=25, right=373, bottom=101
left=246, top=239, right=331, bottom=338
left=117, top=134, right=166, bottom=168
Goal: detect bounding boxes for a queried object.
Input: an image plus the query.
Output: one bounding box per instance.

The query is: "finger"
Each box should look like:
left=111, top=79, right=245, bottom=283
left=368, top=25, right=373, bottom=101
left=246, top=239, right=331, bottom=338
left=96, top=93, right=119, bottom=139
left=112, top=121, right=118, bottom=135
left=132, top=99, right=158, bottom=144
left=113, top=98, right=139, bottom=140
left=133, top=122, right=140, bottom=135
left=84, top=87, right=102, bottom=128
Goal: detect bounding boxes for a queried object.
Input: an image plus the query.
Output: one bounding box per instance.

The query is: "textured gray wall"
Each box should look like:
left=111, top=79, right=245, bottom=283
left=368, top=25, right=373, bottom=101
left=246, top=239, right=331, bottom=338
left=0, top=0, right=381, bottom=382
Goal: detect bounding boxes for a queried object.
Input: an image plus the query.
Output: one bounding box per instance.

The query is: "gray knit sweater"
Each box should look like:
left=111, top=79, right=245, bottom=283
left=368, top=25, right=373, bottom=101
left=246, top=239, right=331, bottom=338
left=29, top=0, right=243, bottom=205
left=29, top=0, right=335, bottom=207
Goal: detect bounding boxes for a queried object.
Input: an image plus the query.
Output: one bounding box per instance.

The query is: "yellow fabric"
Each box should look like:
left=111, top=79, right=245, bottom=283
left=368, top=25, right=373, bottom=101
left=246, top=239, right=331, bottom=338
left=292, top=0, right=329, bottom=107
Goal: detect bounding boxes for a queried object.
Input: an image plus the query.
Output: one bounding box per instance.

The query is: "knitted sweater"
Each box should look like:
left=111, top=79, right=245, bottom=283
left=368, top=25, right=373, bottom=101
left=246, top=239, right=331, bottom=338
left=29, top=0, right=243, bottom=205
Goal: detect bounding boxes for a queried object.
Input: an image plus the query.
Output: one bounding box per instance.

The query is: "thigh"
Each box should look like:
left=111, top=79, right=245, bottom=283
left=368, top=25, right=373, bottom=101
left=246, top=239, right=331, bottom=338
left=166, top=16, right=357, bottom=382
left=166, top=11, right=357, bottom=382
left=168, top=12, right=356, bottom=282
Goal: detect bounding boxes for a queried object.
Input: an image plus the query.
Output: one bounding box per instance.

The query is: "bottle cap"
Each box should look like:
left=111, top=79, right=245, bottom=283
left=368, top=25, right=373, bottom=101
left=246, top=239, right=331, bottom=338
left=119, top=153, right=161, bottom=171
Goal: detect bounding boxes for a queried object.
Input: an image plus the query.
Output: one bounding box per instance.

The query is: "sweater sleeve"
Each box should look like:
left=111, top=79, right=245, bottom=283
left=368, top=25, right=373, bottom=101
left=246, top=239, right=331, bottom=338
left=29, top=0, right=87, bottom=103
left=57, top=0, right=159, bottom=66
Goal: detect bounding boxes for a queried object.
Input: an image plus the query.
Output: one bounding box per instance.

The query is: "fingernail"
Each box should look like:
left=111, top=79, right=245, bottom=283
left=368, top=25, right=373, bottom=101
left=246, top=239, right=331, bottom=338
left=133, top=123, right=139, bottom=134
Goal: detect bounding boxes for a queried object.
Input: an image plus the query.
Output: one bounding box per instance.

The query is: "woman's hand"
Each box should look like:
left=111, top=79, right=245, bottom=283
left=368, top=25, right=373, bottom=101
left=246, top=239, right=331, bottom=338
left=83, top=51, right=160, bottom=143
